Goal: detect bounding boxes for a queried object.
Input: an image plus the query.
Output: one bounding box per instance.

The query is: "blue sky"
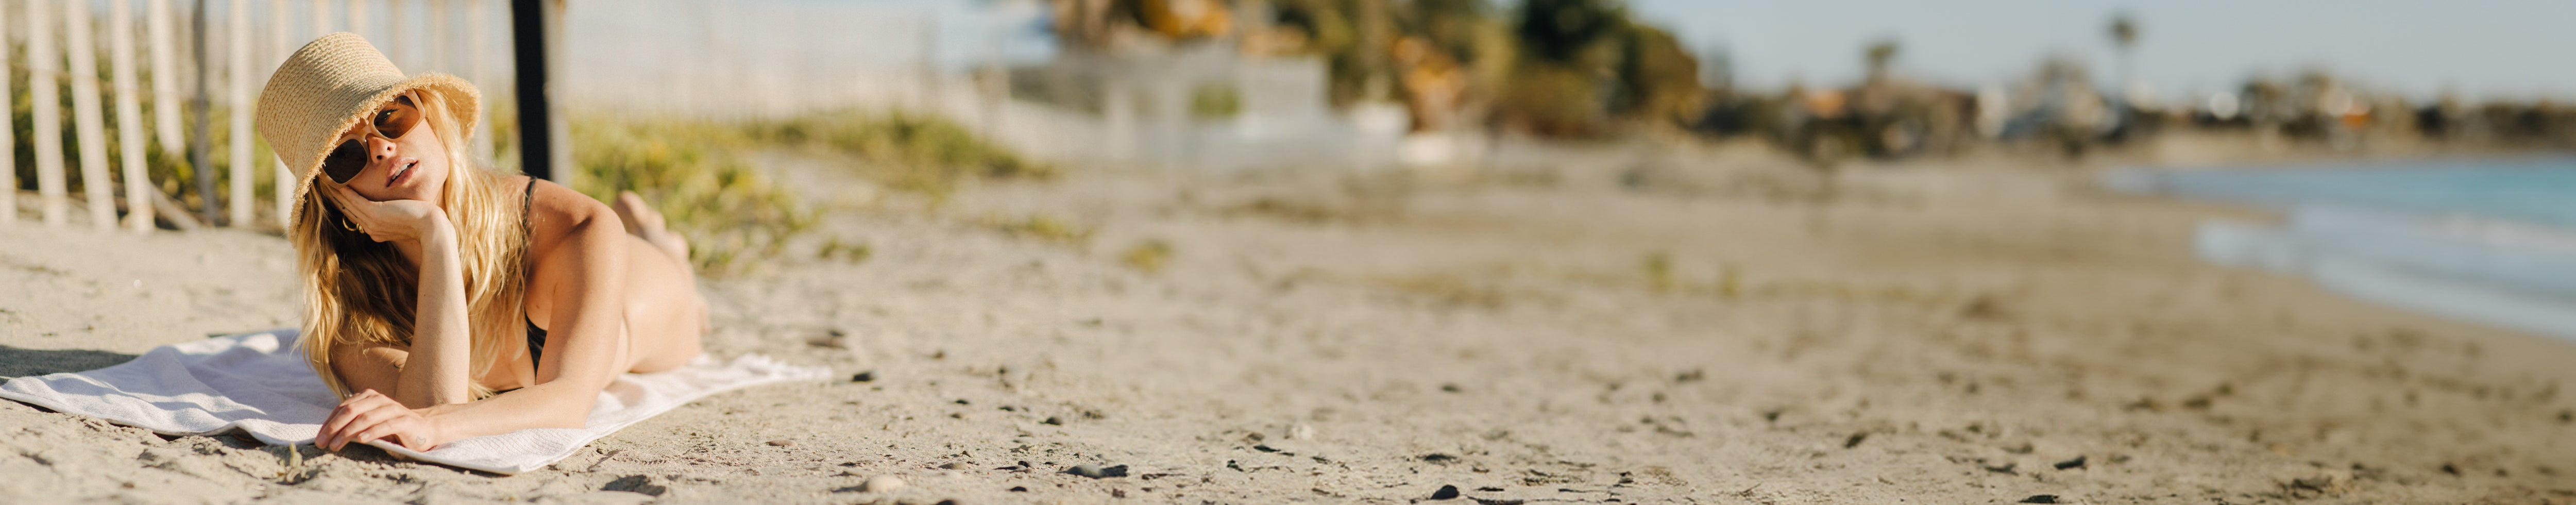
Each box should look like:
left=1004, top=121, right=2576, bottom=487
left=1624, top=0, right=2576, bottom=100
left=873, top=0, right=2576, bottom=101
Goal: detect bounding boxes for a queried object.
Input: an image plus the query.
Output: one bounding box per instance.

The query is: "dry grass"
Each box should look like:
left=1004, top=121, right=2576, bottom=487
left=1120, top=239, right=1174, bottom=274
left=747, top=111, right=1055, bottom=201
left=569, top=110, right=1042, bottom=274
left=816, top=237, right=872, bottom=264
left=978, top=212, right=1093, bottom=247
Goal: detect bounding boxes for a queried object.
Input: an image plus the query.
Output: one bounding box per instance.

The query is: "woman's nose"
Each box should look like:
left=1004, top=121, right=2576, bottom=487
left=369, top=136, right=397, bottom=161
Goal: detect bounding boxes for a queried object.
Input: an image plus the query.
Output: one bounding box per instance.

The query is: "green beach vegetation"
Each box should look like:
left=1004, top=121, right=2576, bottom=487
left=572, top=111, right=1047, bottom=275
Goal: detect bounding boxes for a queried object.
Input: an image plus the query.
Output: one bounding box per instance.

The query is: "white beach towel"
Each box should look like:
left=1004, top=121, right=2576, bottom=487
left=0, top=329, right=831, bottom=475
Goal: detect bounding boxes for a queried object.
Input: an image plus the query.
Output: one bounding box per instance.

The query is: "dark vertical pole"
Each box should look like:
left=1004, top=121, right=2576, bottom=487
left=507, top=0, right=553, bottom=180
left=188, top=0, right=214, bottom=224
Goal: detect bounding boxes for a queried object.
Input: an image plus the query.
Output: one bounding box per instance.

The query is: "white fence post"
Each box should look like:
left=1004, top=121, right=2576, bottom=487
left=113, top=0, right=157, bottom=232
left=149, top=0, right=188, bottom=172
left=69, top=0, right=122, bottom=231
left=32, top=0, right=70, bottom=226
left=227, top=0, right=252, bottom=226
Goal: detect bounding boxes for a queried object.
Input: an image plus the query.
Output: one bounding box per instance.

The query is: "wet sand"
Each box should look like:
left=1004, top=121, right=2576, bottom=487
left=3, top=142, right=2572, bottom=503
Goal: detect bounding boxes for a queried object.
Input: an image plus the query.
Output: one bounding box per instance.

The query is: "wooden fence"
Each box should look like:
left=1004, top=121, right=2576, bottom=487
left=1, top=0, right=511, bottom=232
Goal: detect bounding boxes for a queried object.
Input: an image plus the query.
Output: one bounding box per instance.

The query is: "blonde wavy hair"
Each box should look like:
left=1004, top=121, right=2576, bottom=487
left=292, top=88, right=528, bottom=400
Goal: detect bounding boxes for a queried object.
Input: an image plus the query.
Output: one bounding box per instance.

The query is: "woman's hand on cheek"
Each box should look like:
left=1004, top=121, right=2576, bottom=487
left=317, top=389, right=448, bottom=452
left=325, top=183, right=450, bottom=244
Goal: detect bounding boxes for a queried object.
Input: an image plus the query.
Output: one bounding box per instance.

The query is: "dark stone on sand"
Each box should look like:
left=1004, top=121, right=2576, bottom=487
left=1042, top=416, right=1063, bottom=426
left=604, top=475, right=667, bottom=496
left=2054, top=456, right=2087, bottom=470
left=1431, top=484, right=1461, bottom=500
left=1067, top=464, right=1129, bottom=478
left=940, top=462, right=970, bottom=469
left=767, top=439, right=795, bottom=447
left=2018, top=495, right=2059, bottom=503
left=1009, top=486, right=1029, bottom=492
left=1842, top=432, right=1869, bottom=448
left=1441, top=383, right=1464, bottom=393
left=1421, top=453, right=1459, bottom=464
left=1477, top=486, right=1504, bottom=492
left=850, top=371, right=876, bottom=382
left=1019, top=460, right=1033, bottom=468
left=1252, top=444, right=1280, bottom=453
left=934, top=500, right=963, bottom=505
left=954, top=399, right=971, bottom=405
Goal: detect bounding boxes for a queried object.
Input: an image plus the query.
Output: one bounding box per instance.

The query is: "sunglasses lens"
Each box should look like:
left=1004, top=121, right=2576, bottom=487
left=374, top=96, right=419, bottom=140
left=323, top=140, right=367, bottom=184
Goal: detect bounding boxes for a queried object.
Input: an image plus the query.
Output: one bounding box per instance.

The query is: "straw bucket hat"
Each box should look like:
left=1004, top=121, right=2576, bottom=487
left=255, top=32, right=481, bottom=227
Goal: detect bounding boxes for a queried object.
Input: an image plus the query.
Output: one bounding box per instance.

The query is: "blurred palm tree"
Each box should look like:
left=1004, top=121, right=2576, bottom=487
left=1863, top=39, right=1899, bottom=83
left=2107, top=12, right=2138, bottom=99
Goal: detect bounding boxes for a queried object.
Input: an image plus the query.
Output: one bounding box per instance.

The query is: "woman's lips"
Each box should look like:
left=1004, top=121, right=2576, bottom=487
left=386, top=157, right=419, bottom=186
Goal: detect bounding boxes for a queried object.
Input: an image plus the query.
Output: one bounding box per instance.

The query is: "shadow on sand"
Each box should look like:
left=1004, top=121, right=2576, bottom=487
left=0, top=345, right=140, bottom=378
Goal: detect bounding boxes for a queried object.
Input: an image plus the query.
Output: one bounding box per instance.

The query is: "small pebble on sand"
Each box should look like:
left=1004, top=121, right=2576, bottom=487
left=861, top=475, right=906, bottom=492
left=2054, top=456, right=2087, bottom=470
left=1066, top=464, right=1129, bottom=478
left=1431, top=484, right=1461, bottom=499
left=1042, top=416, right=1063, bottom=426
left=850, top=371, right=876, bottom=382
left=767, top=439, right=795, bottom=447
left=2019, top=495, right=2059, bottom=503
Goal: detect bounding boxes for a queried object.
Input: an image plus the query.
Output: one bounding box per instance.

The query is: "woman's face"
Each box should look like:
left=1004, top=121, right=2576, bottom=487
left=326, top=92, right=449, bottom=203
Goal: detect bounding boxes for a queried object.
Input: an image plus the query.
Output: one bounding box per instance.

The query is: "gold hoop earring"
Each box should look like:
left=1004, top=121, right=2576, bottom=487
left=339, top=215, right=362, bottom=233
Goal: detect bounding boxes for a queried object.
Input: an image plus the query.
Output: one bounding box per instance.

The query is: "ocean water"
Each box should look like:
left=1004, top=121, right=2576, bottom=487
left=2103, top=158, right=2576, bottom=341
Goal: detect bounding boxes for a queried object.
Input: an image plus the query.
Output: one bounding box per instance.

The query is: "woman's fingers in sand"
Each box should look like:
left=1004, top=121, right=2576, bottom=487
left=342, top=412, right=436, bottom=451
left=317, top=389, right=436, bottom=451
left=317, top=389, right=382, bottom=449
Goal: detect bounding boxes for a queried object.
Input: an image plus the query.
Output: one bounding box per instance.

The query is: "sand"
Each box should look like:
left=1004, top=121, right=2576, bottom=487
left=3, top=141, right=2573, bottom=504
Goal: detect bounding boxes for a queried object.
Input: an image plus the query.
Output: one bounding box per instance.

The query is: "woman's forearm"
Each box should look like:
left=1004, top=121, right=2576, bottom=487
left=421, top=379, right=596, bottom=440
left=396, top=217, right=473, bottom=408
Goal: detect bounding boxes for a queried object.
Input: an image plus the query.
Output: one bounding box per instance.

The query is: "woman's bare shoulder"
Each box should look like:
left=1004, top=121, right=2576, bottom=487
left=516, top=177, right=614, bottom=227
left=514, top=177, right=620, bottom=256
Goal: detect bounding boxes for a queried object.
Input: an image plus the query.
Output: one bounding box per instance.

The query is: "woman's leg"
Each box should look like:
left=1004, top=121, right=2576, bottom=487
left=612, top=192, right=706, bottom=374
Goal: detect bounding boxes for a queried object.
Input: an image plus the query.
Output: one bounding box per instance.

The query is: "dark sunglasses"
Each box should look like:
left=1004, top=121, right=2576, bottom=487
left=320, top=95, right=423, bottom=184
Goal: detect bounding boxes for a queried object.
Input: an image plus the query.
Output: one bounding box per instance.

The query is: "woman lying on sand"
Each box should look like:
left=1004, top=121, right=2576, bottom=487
left=255, top=33, right=703, bottom=451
